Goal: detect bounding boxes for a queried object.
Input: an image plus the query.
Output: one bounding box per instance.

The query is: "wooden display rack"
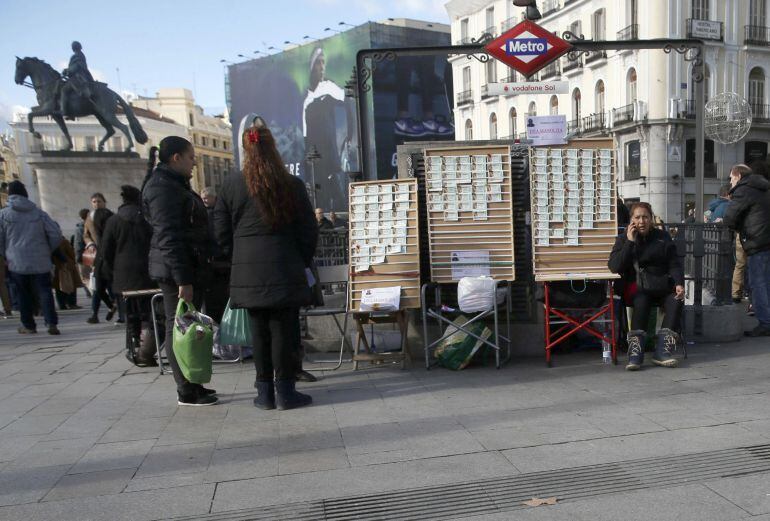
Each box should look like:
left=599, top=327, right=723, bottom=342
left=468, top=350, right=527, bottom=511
left=347, top=178, right=421, bottom=369
left=423, top=145, right=516, bottom=282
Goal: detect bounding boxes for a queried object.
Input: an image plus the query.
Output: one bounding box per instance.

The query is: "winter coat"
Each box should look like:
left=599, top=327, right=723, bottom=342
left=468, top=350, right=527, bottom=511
left=723, top=174, right=770, bottom=256
left=74, top=221, right=86, bottom=262
left=52, top=238, right=82, bottom=294
left=0, top=195, right=62, bottom=274
left=142, top=163, right=210, bottom=286
left=706, top=197, right=729, bottom=223
left=83, top=212, right=98, bottom=246
left=608, top=227, right=684, bottom=301
left=100, top=203, right=155, bottom=293
left=213, top=172, right=318, bottom=309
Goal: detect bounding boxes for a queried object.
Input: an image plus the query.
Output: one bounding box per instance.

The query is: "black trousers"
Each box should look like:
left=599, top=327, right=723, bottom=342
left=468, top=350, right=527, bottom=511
left=203, top=266, right=229, bottom=324
left=250, top=307, right=300, bottom=382
left=158, top=281, right=203, bottom=395
left=630, top=291, right=683, bottom=333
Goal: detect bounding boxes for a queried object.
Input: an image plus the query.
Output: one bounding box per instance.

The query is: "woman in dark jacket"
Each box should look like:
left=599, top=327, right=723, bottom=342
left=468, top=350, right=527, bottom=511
left=88, top=208, right=118, bottom=323
left=143, top=136, right=216, bottom=406
left=214, top=117, right=318, bottom=410
left=608, top=202, right=685, bottom=371
left=101, top=185, right=157, bottom=366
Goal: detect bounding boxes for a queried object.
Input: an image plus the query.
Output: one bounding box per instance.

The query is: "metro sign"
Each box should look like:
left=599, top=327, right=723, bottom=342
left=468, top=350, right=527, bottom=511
left=484, top=20, right=572, bottom=78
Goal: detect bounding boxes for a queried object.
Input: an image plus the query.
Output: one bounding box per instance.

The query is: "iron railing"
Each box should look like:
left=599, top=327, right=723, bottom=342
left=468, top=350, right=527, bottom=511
left=567, top=118, right=582, bottom=134
left=613, top=104, right=635, bottom=124
left=455, top=36, right=472, bottom=45
left=667, top=223, right=734, bottom=306
left=563, top=57, right=583, bottom=73
left=500, top=16, right=517, bottom=33
left=585, top=50, right=608, bottom=64
left=745, top=25, right=770, bottom=46
left=481, top=84, right=495, bottom=99
left=315, top=230, right=348, bottom=266
left=500, top=73, right=517, bottom=84
left=539, top=61, right=561, bottom=79
left=680, top=99, right=697, bottom=119
left=582, top=113, right=606, bottom=132
left=457, top=89, right=473, bottom=106
left=484, top=25, right=497, bottom=38
left=617, top=24, right=639, bottom=41
left=541, top=0, right=560, bottom=17
left=751, top=103, right=770, bottom=122
left=686, top=18, right=724, bottom=40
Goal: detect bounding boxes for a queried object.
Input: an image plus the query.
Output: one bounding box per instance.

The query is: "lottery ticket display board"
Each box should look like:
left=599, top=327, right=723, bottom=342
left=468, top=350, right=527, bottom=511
left=423, top=145, right=516, bottom=283
left=530, top=138, right=620, bottom=281
left=348, top=179, right=421, bottom=312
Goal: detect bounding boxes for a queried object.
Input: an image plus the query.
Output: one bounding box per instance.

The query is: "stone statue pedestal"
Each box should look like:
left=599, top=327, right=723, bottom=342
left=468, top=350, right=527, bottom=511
left=27, top=152, right=146, bottom=238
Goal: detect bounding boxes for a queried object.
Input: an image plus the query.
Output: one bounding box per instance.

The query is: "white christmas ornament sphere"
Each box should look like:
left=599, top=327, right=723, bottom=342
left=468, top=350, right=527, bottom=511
left=704, top=92, right=753, bottom=145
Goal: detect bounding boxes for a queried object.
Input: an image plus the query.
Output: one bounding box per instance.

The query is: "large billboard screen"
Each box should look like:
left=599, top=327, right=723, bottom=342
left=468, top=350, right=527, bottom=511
left=228, top=24, right=454, bottom=211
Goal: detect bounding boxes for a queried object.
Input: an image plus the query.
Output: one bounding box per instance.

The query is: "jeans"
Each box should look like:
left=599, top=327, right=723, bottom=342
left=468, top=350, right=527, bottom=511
left=158, top=281, right=202, bottom=396
left=748, top=249, right=770, bottom=328
left=250, top=307, right=300, bottom=382
left=630, top=291, right=683, bottom=333
left=9, top=272, right=58, bottom=330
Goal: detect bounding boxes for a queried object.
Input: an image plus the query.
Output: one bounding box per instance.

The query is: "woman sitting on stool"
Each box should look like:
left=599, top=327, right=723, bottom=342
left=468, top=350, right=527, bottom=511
left=608, top=202, right=685, bottom=371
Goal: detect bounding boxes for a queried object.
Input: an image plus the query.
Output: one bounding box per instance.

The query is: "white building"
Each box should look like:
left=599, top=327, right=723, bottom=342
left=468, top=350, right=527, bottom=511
left=446, top=0, right=770, bottom=221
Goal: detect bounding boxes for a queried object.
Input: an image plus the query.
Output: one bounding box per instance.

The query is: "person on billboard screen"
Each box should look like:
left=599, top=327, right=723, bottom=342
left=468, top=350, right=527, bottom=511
left=303, top=48, right=349, bottom=211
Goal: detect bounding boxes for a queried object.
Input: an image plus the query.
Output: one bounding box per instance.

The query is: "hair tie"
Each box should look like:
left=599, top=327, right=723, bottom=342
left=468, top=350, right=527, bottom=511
left=248, top=129, right=260, bottom=144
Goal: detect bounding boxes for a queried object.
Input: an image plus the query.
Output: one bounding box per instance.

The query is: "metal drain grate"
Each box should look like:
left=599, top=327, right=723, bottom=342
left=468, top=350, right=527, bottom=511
left=172, top=444, right=770, bottom=521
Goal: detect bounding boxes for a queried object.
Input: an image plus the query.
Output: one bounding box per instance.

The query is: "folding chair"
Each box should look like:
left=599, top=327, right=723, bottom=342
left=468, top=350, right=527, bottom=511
left=301, top=264, right=352, bottom=370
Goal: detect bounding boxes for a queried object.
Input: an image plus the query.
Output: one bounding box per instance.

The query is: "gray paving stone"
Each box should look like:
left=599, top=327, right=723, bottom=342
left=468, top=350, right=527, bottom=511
left=212, top=451, right=518, bottom=512
left=43, top=468, right=135, bottom=501
left=0, top=435, right=42, bottom=463
left=216, top=418, right=279, bottom=450
left=5, top=436, right=99, bottom=470
left=203, top=445, right=279, bottom=483
left=99, top=416, right=172, bottom=443
left=279, top=447, right=349, bottom=475
left=135, top=442, right=216, bottom=478
left=68, top=439, right=156, bottom=474
left=0, top=464, right=69, bottom=506
left=0, top=483, right=215, bottom=521
left=123, top=472, right=204, bottom=493
left=704, top=471, right=770, bottom=515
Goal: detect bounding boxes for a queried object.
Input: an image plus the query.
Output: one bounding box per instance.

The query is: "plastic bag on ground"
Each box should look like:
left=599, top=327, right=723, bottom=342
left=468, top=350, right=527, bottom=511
left=434, top=315, right=494, bottom=370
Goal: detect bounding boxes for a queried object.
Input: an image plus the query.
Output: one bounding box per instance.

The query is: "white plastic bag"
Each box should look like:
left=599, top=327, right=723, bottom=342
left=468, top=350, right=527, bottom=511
left=360, top=286, right=401, bottom=312
left=457, top=276, right=497, bottom=313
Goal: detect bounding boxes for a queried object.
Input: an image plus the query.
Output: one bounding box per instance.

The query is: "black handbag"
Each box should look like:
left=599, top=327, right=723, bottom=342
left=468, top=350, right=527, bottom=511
left=634, top=260, right=671, bottom=296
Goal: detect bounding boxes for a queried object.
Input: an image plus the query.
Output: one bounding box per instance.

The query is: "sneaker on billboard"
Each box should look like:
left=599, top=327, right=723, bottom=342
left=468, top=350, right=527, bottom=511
left=423, top=115, right=454, bottom=136
left=394, top=118, right=427, bottom=137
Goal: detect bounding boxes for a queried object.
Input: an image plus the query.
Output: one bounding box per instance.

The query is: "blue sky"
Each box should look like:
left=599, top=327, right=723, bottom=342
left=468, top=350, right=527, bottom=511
left=0, top=0, right=448, bottom=128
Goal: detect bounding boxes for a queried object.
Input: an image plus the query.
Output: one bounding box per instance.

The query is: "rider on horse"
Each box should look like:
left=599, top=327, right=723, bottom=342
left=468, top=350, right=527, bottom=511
left=59, top=41, right=95, bottom=118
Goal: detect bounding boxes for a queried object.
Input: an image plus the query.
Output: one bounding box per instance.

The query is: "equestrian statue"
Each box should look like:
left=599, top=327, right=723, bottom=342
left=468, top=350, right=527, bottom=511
left=14, top=41, right=147, bottom=152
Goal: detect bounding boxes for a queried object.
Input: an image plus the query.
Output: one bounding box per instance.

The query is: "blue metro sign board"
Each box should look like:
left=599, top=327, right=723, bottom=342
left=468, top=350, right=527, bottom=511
left=484, top=20, right=573, bottom=77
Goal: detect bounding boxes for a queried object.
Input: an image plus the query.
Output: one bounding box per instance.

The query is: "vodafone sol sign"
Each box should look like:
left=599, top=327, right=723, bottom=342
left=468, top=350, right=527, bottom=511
left=484, top=20, right=573, bottom=77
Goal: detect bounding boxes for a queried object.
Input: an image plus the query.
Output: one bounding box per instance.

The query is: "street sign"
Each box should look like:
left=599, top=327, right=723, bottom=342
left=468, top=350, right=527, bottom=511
left=486, top=81, right=569, bottom=96
left=484, top=20, right=573, bottom=77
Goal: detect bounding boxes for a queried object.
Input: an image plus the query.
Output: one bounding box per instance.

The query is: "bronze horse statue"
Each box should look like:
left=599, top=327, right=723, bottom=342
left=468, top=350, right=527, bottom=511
left=15, top=56, right=147, bottom=152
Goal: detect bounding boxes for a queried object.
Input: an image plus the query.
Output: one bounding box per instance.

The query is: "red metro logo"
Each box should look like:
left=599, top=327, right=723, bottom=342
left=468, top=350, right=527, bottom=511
left=484, top=20, right=573, bottom=78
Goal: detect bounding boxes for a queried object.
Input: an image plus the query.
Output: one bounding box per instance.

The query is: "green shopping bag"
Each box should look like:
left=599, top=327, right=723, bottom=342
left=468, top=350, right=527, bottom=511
left=219, top=300, right=252, bottom=346
left=172, top=299, right=214, bottom=384
left=434, top=315, right=493, bottom=370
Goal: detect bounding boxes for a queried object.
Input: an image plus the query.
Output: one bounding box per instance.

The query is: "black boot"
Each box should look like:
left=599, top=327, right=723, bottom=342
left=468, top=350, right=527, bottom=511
left=275, top=380, right=312, bottom=410
left=652, top=328, right=679, bottom=368
left=253, top=381, right=276, bottom=410
left=626, top=330, right=646, bottom=371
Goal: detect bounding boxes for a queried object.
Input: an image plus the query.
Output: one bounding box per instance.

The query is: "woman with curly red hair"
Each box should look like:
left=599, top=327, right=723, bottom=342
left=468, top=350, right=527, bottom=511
left=214, top=117, right=318, bottom=410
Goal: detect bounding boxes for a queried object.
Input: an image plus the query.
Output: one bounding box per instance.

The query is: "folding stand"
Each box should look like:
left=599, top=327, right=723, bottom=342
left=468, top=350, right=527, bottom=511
left=543, top=280, right=617, bottom=367
left=350, top=310, right=408, bottom=370
left=421, top=281, right=512, bottom=370
left=150, top=293, right=171, bottom=375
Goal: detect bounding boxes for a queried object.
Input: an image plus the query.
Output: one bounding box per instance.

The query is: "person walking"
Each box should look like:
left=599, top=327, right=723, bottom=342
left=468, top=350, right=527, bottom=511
left=608, top=202, right=685, bottom=371
left=143, top=136, right=217, bottom=406
left=723, top=164, right=770, bottom=337
left=101, top=185, right=157, bottom=366
left=74, top=208, right=92, bottom=299
left=86, top=208, right=118, bottom=323
left=214, top=118, right=318, bottom=410
left=0, top=181, right=62, bottom=334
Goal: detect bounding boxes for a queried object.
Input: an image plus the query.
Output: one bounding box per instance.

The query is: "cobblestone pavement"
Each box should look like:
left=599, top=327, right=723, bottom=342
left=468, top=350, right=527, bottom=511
left=0, top=306, right=768, bottom=520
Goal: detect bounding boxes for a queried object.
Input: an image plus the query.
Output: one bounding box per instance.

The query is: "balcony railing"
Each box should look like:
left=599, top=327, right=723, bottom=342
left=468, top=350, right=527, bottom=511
left=564, top=0, right=579, bottom=5
left=483, top=25, right=497, bottom=38
left=500, top=73, right=517, bottom=83
left=481, top=84, right=497, bottom=100
left=617, top=24, right=639, bottom=41
left=457, top=89, right=474, bottom=106
left=539, top=61, right=561, bottom=79
left=751, top=103, right=770, bottom=122
left=686, top=18, right=724, bottom=41
left=455, top=36, right=472, bottom=45
left=563, top=57, right=583, bottom=73
left=612, top=104, right=635, bottom=124
left=567, top=119, right=582, bottom=135
left=541, top=0, right=560, bottom=17
left=680, top=99, right=696, bottom=119
left=582, top=113, right=606, bottom=133
left=585, top=50, right=607, bottom=64
left=745, top=25, right=770, bottom=46
left=501, top=16, right=517, bottom=33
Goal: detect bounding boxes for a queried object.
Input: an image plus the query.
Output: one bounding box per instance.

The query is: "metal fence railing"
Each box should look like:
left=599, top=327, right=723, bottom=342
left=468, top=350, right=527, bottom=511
left=666, top=223, right=734, bottom=306
left=315, top=230, right=348, bottom=267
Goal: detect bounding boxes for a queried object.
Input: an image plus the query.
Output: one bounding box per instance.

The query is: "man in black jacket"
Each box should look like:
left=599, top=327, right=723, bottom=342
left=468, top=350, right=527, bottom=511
left=724, top=164, right=770, bottom=337
left=143, top=137, right=217, bottom=406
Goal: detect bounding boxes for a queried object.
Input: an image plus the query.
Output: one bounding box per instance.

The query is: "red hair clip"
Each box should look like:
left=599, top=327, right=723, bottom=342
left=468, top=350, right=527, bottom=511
left=247, top=128, right=260, bottom=144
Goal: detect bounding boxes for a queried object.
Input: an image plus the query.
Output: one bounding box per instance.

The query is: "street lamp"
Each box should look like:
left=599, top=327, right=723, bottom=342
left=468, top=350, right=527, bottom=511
left=512, top=0, right=542, bottom=20
left=324, top=27, right=341, bottom=34
left=305, top=145, right=321, bottom=208
left=303, top=35, right=317, bottom=41
left=338, top=21, right=356, bottom=28
left=284, top=40, right=298, bottom=46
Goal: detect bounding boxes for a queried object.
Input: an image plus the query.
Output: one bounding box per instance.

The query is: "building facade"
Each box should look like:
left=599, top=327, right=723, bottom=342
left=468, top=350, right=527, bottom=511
left=0, top=133, right=22, bottom=207
left=446, top=0, right=770, bottom=221
left=131, top=88, right=233, bottom=192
